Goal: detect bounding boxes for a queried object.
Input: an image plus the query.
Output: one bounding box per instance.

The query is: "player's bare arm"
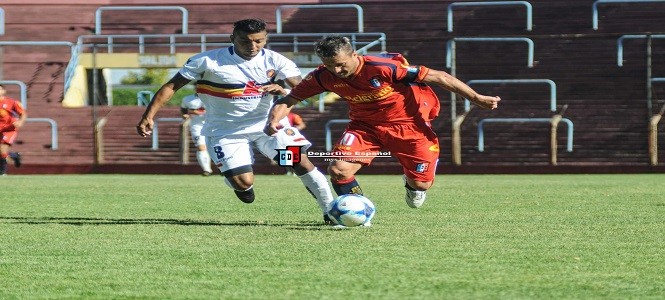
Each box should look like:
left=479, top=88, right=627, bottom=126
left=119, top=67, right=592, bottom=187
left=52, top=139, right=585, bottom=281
left=423, top=69, right=500, bottom=110
left=260, top=76, right=302, bottom=96
left=264, top=95, right=299, bottom=135
left=14, top=111, right=27, bottom=128
left=137, top=73, right=191, bottom=137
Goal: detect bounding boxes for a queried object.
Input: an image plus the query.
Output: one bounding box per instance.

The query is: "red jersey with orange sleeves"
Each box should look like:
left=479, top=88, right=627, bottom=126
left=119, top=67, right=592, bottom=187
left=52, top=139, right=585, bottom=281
left=0, top=97, right=24, bottom=130
left=288, top=54, right=440, bottom=125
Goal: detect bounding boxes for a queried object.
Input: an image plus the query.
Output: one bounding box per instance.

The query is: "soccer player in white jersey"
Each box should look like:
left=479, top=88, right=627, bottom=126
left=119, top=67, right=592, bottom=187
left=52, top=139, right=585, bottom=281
left=136, top=19, right=335, bottom=223
left=181, top=93, right=213, bottom=176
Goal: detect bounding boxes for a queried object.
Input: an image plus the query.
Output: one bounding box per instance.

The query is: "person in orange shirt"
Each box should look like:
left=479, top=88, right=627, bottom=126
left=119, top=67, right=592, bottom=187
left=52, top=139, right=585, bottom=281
left=0, top=84, right=27, bottom=175
left=265, top=36, right=500, bottom=209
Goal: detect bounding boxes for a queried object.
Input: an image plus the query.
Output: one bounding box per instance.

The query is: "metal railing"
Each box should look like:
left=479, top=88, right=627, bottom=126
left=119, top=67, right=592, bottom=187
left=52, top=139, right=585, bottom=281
left=478, top=118, right=573, bottom=152
left=137, top=91, right=154, bottom=106
left=0, top=80, right=27, bottom=109
left=276, top=4, right=364, bottom=33
left=447, top=1, right=533, bottom=32
left=95, top=6, right=189, bottom=35
left=25, top=118, right=59, bottom=150
left=446, top=37, right=535, bottom=69
left=0, top=7, right=5, bottom=35
left=593, top=0, right=665, bottom=30
left=616, top=34, right=665, bottom=67
left=76, top=32, right=385, bottom=55
left=464, top=79, right=557, bottom=112
left=325, top=119, right=351, bottom=151
left=151, top=117, right=184, bottom=150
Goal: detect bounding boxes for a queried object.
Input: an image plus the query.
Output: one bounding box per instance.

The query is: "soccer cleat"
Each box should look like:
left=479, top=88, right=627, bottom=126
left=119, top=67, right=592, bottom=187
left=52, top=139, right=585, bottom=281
left=405, top=188, right=427, bottom=208
left=323, top=214, right=334, bottom=225
left=234, top=188, right=255, bottom=203
left=10, top=152, right=21, bottom=168
left=403, top=175, right=426, bottom=208
left=202, top=171, right=212, bottom=176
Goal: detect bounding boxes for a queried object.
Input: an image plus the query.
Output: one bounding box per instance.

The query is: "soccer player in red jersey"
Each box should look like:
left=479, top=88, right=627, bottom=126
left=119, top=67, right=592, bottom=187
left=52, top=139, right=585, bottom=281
left=265, top=36, right=500, bottom=208
left=0, top=84, right=26, bottom=175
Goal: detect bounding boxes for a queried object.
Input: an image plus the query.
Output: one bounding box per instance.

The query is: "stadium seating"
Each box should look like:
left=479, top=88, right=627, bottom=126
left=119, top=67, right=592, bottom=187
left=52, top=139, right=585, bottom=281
left=1, top=1, right=665, bottom=174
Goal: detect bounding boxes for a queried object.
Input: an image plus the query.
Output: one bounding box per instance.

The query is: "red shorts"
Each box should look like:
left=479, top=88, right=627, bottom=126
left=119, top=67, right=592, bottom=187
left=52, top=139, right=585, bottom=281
left=1, top=126, right=18, bottom=145
left=333, top=121, right=440, bottom=182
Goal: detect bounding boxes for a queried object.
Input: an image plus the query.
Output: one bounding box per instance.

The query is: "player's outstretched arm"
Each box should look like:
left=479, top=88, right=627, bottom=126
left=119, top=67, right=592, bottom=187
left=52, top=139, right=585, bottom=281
left=423, top=69, right=500, bottom=110
left=137, top=74, right=191, bottom=137
left=264, top=95, right=299, bottom=136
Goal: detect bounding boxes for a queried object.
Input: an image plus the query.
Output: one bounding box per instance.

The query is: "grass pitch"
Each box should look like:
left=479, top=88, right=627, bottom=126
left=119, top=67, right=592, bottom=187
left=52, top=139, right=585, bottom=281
left=1, top=174, right=663, bottom=299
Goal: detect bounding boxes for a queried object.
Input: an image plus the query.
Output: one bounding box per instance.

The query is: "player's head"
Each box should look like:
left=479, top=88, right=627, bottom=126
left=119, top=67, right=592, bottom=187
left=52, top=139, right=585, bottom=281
left=0, top=84, right=5, bottom=97
left=315, top=36, right=359, bottom=79
left=230, top=18, right=268, bottom=60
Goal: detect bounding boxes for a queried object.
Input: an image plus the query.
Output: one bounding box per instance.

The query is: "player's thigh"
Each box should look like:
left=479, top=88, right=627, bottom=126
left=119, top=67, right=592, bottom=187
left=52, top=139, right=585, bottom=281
left=333, top=127, right=382, bottom=165
left=0, top=130, right=18, bottom=146
left=205, top=136, right=254, bottom=174
left=386, top=128, right=439, bottom=182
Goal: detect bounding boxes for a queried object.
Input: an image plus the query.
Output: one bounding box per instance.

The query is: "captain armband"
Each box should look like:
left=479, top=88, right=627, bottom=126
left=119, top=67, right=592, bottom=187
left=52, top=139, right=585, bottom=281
left=402, top=65, right=423, bottom=83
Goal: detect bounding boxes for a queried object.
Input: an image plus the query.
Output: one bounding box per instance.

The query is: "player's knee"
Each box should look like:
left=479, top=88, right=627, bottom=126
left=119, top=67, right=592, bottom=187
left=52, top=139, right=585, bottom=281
left=223, top=174, right=254, bottom=190
left=327, top=163, right=351, bottom=181
left=410, top=180, right=433, bottom=191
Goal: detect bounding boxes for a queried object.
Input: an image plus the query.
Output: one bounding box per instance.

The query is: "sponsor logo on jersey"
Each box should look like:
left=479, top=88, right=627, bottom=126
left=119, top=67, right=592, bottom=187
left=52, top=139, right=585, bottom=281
left=347, top=86, right=394, bottom=103
left=415, top=162, right=430, bottom=173
left=243, top=81, right=263, bottom=95
left=276, top=145, right=302, bottom=167
left=429, top=144, right=440, bottom=152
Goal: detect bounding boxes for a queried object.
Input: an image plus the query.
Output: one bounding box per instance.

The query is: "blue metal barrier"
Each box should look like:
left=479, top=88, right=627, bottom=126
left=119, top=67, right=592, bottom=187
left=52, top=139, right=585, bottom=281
left=325, top=119, right=351, bottom=151
left=446, top=37, right=534, bottom=68
left=616, top=34, right=665, bottom=67
left=448, top=1, right=533, bottom=32
left=276, top=4, right=364, bottom=33
left=478, top=118, right=573, bottom=152
left=137, top=91, right=154, bottom=106
left=0, top=7, right=5, bottom=35
left=464, top=79, right=557, bottom=112
left=151, top=118, right=184, bottom=150
left=25, top=118, right=59, bottom=150
left=593, top=0, right=665, bottom=30
left=95, top=6, right=189, bottom=35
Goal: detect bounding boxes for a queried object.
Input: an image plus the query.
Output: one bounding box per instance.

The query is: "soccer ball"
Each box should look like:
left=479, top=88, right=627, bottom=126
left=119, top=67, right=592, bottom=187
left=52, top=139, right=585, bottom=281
left=326, top=194, right=376, bottom=227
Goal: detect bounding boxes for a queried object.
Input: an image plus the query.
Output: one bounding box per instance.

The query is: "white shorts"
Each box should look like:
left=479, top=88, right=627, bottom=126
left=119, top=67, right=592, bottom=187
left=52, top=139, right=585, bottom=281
left=189, top=123, right=206, bottom=147
left=206, top=127, right=311, bottom=174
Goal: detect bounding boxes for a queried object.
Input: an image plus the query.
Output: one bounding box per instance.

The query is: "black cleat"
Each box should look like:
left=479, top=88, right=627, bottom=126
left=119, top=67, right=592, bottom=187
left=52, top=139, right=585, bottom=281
left=323, top=214, right=334, bottom=225
left=10, top=152, right=21, bottom=168
left=234, top=188, right=255, bottom=203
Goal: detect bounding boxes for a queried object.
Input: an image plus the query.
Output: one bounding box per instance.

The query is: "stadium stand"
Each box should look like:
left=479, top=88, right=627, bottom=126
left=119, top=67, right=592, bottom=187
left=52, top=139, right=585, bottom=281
left=1, top=0, right=664, bottom=174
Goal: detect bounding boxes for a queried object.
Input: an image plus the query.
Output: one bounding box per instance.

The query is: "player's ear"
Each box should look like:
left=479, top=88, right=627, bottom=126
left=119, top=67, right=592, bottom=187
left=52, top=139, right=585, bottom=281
left=229, top=34, right=235, bottom=43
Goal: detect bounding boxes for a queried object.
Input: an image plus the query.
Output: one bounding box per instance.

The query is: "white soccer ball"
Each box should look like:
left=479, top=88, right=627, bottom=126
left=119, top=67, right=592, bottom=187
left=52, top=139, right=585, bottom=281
left=326, top=194, right=376, bottom=227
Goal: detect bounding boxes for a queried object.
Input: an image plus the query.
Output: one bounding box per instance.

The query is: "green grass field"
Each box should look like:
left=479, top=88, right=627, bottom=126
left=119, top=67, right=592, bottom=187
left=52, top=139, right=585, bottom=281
left=1, top=174, right=663, bottom=299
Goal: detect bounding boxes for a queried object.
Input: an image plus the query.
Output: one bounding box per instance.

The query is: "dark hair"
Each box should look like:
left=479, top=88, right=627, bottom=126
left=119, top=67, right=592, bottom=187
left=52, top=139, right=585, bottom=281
left=233, top=19, right=267, bottom=35
left=314, top=36, right=354, bottom=58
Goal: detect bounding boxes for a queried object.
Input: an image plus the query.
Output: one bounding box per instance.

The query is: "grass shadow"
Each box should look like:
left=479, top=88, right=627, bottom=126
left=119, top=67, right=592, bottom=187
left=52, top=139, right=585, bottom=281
left=0, top=216, right=333, bottom=230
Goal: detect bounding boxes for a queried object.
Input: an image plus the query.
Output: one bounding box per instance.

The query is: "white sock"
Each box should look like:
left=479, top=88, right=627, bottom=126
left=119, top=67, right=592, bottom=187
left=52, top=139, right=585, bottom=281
left=197, top=150, right=212, bottom=173
left=299, top=168, right=334, bottom=213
